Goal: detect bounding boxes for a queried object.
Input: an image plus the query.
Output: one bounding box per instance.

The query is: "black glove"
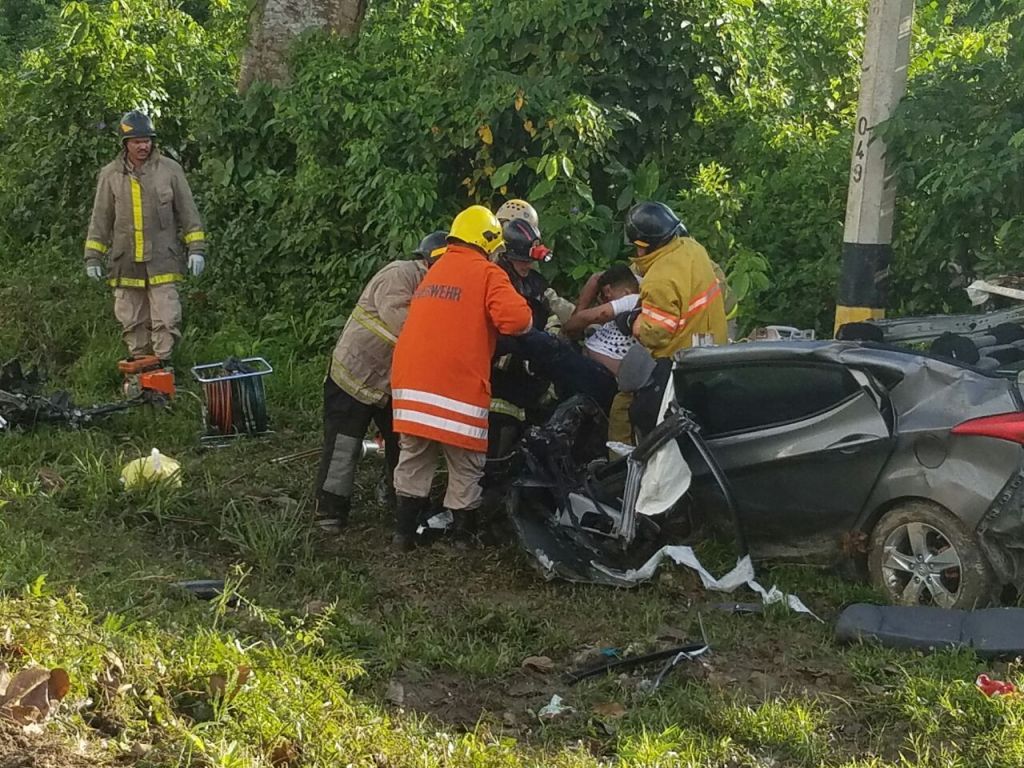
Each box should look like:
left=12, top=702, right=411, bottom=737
left=615, top=307, right=641, bottom=337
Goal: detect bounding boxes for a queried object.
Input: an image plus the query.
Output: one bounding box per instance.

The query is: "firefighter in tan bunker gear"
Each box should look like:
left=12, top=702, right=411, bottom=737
left=313, top=231, right=448, bottom=532
left=84, top=110, right=207, bottom=362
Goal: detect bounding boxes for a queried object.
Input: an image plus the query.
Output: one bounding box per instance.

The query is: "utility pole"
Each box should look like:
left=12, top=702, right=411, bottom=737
left=835, top=0, right=914, bottom=334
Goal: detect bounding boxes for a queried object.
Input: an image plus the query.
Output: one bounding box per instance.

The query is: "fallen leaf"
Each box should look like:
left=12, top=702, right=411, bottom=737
left=209, top=665, right=251, bottom=702
left=270, top=740, right=301, bottom=767
left=236, top=665, right=252, bottom=687
left=655, top=625, right=690, bottom=643
left=0, top=667, right=50, bottom=708
left=592, top=702, right=627, bottom=719
left=129, top=742, right=152, bottom=758
left=2, top=704, right=42, bottom=726
left=208, top=673, right=227, bottom=698
left=478, top=125, right=494, bottom=145
left=0, top=642, right=26, bottom=660
left=514, top=90, right=525, bottom=111
left=37, top=468, right=66, bottom=492
left=521, top=656, right=555, bottom=674
left=47, top=668, right=70, bottom=701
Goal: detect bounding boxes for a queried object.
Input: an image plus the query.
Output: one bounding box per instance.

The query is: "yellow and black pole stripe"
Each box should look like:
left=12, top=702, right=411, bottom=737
left=835, top=242, right=888, bottom=332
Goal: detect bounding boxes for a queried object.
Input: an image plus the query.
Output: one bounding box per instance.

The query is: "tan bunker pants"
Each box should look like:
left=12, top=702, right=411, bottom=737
left=113, top=284, right=182, bottom=360
left=393, top=433, right=486, bottom=511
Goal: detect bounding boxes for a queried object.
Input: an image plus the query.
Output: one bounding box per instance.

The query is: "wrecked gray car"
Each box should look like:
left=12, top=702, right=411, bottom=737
left=509, top=340, right=1024, bottom=609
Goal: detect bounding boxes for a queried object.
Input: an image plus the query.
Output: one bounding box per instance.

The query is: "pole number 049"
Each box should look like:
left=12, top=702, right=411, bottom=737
left=852, top=116, right=869, bottom=184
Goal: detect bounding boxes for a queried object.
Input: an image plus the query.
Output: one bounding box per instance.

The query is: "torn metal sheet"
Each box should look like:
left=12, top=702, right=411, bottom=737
left=635, top=377, right=692, bottom=518
left=590, top=549, right=818, bottom=619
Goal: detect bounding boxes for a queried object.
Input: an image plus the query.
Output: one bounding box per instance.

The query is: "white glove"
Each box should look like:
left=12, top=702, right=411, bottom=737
left=86, top=264, right=103, bottom=281
left=188, top=253, right=205, bottom=277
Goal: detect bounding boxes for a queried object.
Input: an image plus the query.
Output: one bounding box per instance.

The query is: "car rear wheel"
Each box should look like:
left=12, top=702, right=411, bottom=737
left=868, top=501, right=994, bottom=609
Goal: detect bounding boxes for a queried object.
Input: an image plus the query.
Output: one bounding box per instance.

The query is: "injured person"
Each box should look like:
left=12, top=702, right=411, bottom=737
left=562, top=264, right=640, bottom=377
left=492, top=265, right=641, bottom=417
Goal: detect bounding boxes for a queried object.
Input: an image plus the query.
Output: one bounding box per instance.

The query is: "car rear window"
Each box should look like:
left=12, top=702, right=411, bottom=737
left=675, top=362, right=862, bottom=437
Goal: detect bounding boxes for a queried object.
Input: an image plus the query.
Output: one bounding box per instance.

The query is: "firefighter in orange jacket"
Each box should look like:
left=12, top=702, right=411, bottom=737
left=390, top=206, right=533, bottom=550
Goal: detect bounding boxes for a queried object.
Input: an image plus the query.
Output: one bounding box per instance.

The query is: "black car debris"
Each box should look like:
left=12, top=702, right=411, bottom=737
left=508, top=340, right=1024, bottom=609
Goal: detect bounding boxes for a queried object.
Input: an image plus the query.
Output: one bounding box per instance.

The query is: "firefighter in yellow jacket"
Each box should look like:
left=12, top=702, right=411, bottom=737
left=608, top=201, right=728, bottom=442
left=84, top=110, right=206, bottom=363
left=627, top=201, right=727, bottom=353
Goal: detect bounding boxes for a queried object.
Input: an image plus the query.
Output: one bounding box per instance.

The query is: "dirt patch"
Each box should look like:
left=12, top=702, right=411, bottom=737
left=382, top=669, right=558, bottom=731
left=0, top=721, right=105, bottom=768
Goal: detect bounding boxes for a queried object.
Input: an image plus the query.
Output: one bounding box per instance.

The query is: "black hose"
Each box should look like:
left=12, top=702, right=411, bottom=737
left=564, top=642, right=709, bottom=685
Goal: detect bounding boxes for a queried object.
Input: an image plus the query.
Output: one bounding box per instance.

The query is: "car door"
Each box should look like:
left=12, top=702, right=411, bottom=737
left=674, top=361, right=896, bottom=557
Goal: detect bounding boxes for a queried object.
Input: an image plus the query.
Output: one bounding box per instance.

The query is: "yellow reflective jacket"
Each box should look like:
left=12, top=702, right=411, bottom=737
left=631, top=236, right=728, bottom=358
left=329, top=259, right=428, bottom=406
left=84, top=149, right=206, bottom=289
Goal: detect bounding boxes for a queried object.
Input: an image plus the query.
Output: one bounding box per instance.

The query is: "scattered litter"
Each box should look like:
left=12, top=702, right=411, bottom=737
left=976, top=674, right=1017, bottom=697
left=566, top=641, right=708, bottom=686
left=121, top=448, right=181, bottom=490
left=419, top=509, right=453, bottom=534
left=537, top=694, right=573, bottom=720
left=591, top=548, right=819, bottom=619
left=647, top=642, right=710, bottom=692
left=521, top=655, right=555, bottom=674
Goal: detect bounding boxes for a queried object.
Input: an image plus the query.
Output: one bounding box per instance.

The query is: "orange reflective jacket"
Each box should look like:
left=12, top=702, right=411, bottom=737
left=391, top=244, right=532, bottom=452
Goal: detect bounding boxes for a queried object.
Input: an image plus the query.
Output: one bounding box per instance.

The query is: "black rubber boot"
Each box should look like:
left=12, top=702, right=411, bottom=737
left=393, top=496, right=425, bottom=552
left=315, top=491, right=351, bottom=533
left=449, top=508, right=479, bottom=549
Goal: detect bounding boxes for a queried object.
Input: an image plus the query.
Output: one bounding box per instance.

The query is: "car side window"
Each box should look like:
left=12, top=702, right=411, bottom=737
left=675, top=363, right=862, bottom=437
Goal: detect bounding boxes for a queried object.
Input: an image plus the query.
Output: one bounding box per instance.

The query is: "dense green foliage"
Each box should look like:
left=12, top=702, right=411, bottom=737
left=0, top=0, right=1022, bottom=345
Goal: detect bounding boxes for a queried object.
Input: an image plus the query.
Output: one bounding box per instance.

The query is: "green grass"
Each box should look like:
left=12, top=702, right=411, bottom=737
left=2, top=272, right=1023, bottom=767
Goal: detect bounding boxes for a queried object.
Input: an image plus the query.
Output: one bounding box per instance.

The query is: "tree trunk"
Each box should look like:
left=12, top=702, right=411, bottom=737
left=238, top=0, right=367, bottom=93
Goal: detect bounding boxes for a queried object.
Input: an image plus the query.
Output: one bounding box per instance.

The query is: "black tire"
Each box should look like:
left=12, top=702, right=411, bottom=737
left=868, top=501, right=995, bottom=609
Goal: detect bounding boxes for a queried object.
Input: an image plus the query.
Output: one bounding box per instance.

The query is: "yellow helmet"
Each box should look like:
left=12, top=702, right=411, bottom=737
left=447, top=205, right=505, bottom=256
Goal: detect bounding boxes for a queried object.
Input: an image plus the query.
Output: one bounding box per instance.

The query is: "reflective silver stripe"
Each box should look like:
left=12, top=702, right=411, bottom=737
left=392, top=388, right=488, bottom=420
left=393, top=409, right=488, bottom=441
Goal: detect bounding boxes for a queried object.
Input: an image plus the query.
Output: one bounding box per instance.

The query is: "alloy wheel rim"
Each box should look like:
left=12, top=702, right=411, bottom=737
left=881, top=521, right=963, bottom=608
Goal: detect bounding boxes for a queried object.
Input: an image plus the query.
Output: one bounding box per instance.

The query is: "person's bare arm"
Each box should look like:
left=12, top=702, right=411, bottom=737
left=563, top=272, right=605, bottom=337
left=562, top=302, right=617, bottom=337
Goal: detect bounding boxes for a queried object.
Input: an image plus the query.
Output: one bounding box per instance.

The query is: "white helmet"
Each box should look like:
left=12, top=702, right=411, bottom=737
left=496, top=199, right=540, bottom=232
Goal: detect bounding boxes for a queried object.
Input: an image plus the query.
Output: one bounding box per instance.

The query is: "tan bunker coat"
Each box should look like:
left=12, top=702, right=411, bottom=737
left=84, top=149, right=206, bottom=287
left=329, top=259, right=429, bottom=407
